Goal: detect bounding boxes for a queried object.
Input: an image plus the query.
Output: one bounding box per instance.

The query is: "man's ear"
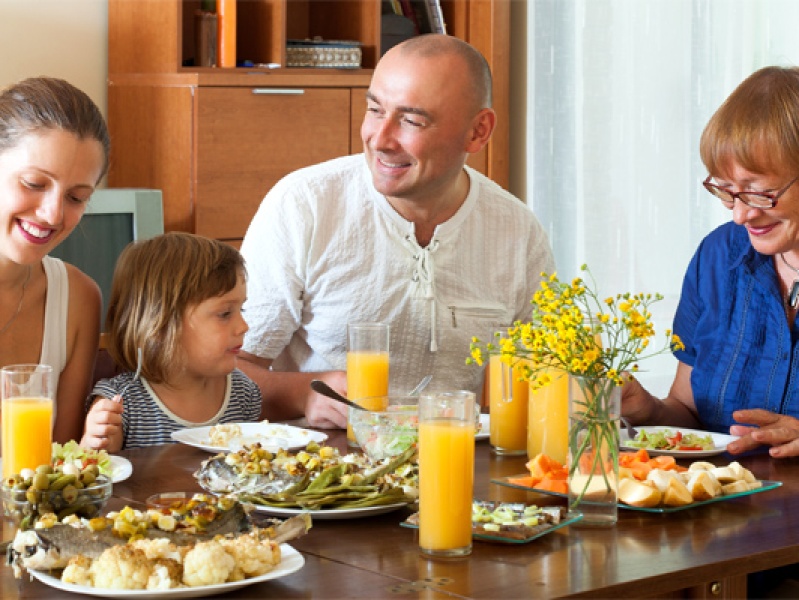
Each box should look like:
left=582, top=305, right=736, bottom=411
left=465, top=108, right=496, bottom=154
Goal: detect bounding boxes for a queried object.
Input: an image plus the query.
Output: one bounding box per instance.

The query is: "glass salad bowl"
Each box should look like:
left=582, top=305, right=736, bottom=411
left=349, top=396, right=419, bottom=461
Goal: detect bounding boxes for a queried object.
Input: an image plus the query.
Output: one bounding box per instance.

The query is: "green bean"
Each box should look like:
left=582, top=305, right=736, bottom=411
left=304, top=464, right=346, bottom=492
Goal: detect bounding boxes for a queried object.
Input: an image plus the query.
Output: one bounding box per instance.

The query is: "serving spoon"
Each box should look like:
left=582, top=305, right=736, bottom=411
left=311, top=375, right=433, bottom=411
left=310, top=380, right=367, bottom=411
left=408, top=374, right=432, bottom=397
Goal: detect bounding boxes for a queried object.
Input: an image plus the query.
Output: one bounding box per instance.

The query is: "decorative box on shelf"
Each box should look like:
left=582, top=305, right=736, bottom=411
left=286, top=38, right=362, bottom=69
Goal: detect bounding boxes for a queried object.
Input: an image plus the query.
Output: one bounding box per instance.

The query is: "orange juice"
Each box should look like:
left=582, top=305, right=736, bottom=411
left=346, top=350, right=389, bottom=444
left=488, top=355, right=529, bottom=454
left=418, top=419, right=474, bottom=555
left=2, top=397, right=53, bottom=479
left=527, top=369, right=569, bottom=464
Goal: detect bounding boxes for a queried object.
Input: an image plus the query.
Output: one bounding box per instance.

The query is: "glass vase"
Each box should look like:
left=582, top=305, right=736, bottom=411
left=567, top=374, right=621, bottom=527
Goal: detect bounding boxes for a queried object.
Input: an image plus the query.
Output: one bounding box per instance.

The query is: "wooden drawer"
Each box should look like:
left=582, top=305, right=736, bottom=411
left=194, top=86, right=352, bottom=240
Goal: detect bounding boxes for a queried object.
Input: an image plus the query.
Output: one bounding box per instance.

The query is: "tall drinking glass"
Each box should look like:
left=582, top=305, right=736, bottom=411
left=488, top=349, right=529, bottom=455
left=418, top=390, right=475, bottom=557
left=346, top=322, right=390, bottom=446
left=1, top=364, right=54, bottom=479
left=527, top=368, right=569, bottom=464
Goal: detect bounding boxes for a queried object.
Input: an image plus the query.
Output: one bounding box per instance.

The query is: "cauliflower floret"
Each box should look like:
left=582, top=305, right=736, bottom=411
left=61, top=554, right=94, bottom=586
left=217, top=530, right=281, bottom=580
left=130, top=538, right=184, bottom=563
left=147, top=558, right=184, bottom=590
left=90, top=545, right=152, bottom=590
left=182, top=540, right=235, bottom=587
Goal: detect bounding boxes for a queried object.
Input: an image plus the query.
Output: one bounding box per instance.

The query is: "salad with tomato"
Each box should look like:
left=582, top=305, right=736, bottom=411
left=51, top=440, right=113, bottom=477
left=626, top=428, right=714, bottom=452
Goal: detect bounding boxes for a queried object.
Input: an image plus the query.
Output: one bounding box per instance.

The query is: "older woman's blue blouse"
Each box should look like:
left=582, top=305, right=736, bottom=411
left=673, top=221, right=799, bottom=433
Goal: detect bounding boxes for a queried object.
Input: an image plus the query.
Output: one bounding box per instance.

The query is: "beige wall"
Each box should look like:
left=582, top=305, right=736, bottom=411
left=0, top=0, right=108, bottom=115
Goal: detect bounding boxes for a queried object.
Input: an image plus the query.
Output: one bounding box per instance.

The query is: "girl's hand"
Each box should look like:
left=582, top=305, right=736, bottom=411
left=80, top=395, right=124, bottom=453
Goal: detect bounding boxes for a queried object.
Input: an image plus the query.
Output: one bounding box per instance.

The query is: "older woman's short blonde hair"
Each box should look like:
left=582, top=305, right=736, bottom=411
left=701, top=66, right=799, bottom=179
left=105, top=232, right=246, bottom=383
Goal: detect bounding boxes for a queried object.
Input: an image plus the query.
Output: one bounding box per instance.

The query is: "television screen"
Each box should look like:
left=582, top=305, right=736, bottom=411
left=49, top=189, right=164, bottom=327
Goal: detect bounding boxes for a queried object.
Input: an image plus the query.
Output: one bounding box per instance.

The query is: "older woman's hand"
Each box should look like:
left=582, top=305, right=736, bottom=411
left=728, top=409, right=799, bottom=458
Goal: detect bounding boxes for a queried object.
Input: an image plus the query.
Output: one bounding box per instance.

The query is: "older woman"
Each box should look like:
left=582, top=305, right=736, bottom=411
left=623, top=66, right=799, bottom=460
left=0, top=77, right=109, bottom=443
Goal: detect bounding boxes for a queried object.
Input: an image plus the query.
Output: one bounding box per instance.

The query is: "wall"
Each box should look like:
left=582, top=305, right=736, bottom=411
left=0, top=1, right=108, bottom=116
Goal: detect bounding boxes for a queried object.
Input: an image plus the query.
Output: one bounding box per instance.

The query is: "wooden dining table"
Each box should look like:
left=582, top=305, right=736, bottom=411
left=3, top=428, right=799, bottom=599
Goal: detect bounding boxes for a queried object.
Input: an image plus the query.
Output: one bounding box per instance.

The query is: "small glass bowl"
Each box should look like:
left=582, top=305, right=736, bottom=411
left=349, top=396, right=420, bottom=461
left=145, top=491, right=216, bottom=511
left=1, top=474, right=112, bottom=529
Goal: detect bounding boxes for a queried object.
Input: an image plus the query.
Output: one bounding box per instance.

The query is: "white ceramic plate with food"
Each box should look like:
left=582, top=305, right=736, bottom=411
left=27, top=543, right=304, bottom=599
left=170, top=423, right=328, bottom=453
left=250, top=502, right=410, bottom=520
left=475, top=414, right=490, bottom=441
left=0, top=456, right=131, bottom=484
left=620, top=426, right=738, bottom=457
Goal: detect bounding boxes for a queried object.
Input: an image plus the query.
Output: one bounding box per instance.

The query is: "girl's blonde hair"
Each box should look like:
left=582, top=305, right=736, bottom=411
left=701, top=66, right=799, bottom=178
left=106, top=232, right=246, bottom=383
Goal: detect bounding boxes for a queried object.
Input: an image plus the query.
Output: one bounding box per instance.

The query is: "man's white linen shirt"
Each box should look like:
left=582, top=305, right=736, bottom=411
left=240, top=154, right=555, bottom=396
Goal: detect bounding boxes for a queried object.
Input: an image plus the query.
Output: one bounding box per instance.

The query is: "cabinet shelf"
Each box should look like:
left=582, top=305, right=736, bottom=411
left=108, top=0, right=509, bottom=242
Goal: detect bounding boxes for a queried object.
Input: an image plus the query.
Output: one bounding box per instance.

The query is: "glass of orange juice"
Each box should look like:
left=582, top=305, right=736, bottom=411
left=346, top=322, right=390, bottom=446
left=488, top=350, right=529, bottom=455
left=418, top=390, right=475, bottom=557
left=527, top=367, right=569, bottom=464
left=1, top=364, right=54, bottom=479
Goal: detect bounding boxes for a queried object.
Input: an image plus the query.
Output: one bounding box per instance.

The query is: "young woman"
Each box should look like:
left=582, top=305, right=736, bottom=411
left=81, top=232, right=262, bottom=451
left=0, top=77, right=109, bottom=443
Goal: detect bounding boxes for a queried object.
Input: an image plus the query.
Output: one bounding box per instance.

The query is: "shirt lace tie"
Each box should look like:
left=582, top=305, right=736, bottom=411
left=405, top=234, right=441, bottom=352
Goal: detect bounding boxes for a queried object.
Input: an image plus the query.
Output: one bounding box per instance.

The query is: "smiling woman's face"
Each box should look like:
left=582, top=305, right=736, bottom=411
left=0, top=128, right=104, bottom=265
left=717, top=162, right=799, bottom=257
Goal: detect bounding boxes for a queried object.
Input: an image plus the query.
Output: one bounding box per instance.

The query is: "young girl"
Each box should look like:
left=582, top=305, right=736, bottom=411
left=0, top=77, right=109, bottom=443
left=81, top=232, right=262, bottom=451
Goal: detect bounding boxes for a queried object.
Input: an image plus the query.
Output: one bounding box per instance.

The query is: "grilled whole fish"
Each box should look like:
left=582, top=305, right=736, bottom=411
left=194, top=454, right=306, bottom=495
left=7, top=508, right=311, bottom=574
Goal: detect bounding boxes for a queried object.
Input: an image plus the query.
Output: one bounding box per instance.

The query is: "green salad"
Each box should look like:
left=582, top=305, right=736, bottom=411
left=51, top=440, right=113, bottom=477
left=626, top=428, right=714, bottom=451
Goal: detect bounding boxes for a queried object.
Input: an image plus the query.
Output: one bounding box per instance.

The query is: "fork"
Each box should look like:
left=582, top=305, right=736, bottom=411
left=116, top=347, right=142, bottom=400
left=620, top=416, right=638, bottom=439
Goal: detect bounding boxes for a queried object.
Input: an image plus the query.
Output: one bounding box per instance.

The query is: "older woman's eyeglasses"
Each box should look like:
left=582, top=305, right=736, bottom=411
left=703, top=175, right=799, bottom=209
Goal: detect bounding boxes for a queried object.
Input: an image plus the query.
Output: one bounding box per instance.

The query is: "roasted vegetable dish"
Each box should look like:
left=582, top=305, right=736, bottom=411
left=195, top=441, right=417, bottom=510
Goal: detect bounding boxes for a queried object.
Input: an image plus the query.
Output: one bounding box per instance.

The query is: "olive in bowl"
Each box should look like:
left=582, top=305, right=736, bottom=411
left=349, top=395, right=419, bottom=461
left=1, top=464, right=112, bottom=529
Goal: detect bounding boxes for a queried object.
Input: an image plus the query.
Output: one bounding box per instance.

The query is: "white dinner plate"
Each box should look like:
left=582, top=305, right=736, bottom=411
left=251, top=502, right=410, bottom=520
left=476, top=414, right=490, bottom=441
left=27, top=543, right=304, bottom=598
left=170, top=423, right=328, bottom=453
left=110, top=455, right=133, bottom=483
left=0, top=456, right=131, bottom=484
left=620, top=426, right=738, bottom=458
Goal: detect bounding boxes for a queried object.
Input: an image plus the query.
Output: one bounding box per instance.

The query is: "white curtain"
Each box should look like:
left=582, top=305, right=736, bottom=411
left=525, top=0, right=799, bottom=395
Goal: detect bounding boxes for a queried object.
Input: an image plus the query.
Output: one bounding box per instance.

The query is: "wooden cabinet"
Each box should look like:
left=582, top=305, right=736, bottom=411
left=107, top=0, right=510, bottom=243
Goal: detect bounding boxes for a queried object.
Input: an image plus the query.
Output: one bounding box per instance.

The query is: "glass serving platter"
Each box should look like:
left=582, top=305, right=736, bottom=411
left=492, top=476, right=783, bottom=514
left=400, top=502, right=583, bottom=543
